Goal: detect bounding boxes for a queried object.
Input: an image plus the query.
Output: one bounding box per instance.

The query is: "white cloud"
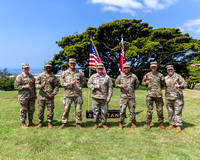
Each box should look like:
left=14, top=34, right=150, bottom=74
left=179, top=19, right=200, bottom=33
left=102, top=6, right=136, bottom=16
left=102, top=6, right=119, bottom=12
left=120, top=8, right=137, bottom=16
left=143, top=0, right=177, bottom=10
left=91, top=0, right=143, bottom=9
left=89, top=0, right=178, bottom=16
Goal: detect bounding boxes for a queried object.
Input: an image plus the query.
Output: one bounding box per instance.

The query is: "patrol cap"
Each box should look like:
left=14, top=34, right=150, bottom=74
left=96, top=63, right=104, bottom=69
left=167, top=65, right=174, bottom=70
left=123, top=63, right=130, bottom=68
left=69, top=58, right=76, bottom=64
left=22, top=63, right=29, bottom=68
left=150, top=61, right=157, bottom=67
left=44, top=62, right=52, bottom=67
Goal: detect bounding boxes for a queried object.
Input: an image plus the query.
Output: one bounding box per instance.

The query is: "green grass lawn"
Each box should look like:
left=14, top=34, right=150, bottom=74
left=0, top=88, right=200, bottom=159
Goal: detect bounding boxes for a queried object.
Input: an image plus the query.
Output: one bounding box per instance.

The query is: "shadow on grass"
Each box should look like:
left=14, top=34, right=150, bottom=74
left=135, top=110, right=143, bottom=115
left=82, top=120, right=119, bottom=128
left=151, top=121, right=194, bottom=130
left=151, top=122, right=169, bottom=128
left=124, top=121, right=146, bottom=128
left=38, top=120, right=62, bottom=127
left=182, top=121, right=195, bottom=130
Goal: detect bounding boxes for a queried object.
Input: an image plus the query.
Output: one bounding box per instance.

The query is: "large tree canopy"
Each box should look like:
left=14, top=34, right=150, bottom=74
left=186, top=57, right=200, bottom=89
left=50, top=19, right=200, bottom=80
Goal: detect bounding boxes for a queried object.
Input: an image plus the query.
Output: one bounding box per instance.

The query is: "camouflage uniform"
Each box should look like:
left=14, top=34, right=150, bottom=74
left=36, top=70, right=59, bottom=123
left=115, top=70, right=140, bottom=123
left=87, top=72, right=113, bottom=124
left=14, top=64, right=36, bottom=122
left=165, top=66, right=187, bottom=126
left=60, top=68, right=85, bottom=124
left=142, top=65, right=166, bottom=124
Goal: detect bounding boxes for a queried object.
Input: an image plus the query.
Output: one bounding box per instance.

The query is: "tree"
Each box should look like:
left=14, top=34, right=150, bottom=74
left=0, top=68, right=11, bottom=79
left=0, top=68, right=15, bottom=91
left=50, top=19, right=200, bottom=81
left=126, top=28, right=200, bottom=80
left=51, top=19, right=152, bottom=78
left=186, top=56, right=200, bottom=89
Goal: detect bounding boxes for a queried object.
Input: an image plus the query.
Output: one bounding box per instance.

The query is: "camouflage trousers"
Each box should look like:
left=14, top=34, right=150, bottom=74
left=37, top=99, right=54, bottom=123
left=19, top=97, right=35, bottom=122
left=61, top=96, right=83, bottom=124
left=146, top=96, right=164, bottom=124
left=92, top=98, right=108, bottom=124
left=166, top=99, right=184, bottom=126
left=119, top=98, right=136, bottom=123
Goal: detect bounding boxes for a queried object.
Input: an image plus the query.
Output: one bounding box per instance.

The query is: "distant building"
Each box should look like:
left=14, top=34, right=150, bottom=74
left=191, top=64, right=200, bottom=66
left=8, top=75, right=15, bottom=78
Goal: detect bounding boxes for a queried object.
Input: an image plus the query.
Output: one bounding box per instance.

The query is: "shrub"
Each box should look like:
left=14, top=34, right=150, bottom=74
left=0, top=77, right=16, bottom=91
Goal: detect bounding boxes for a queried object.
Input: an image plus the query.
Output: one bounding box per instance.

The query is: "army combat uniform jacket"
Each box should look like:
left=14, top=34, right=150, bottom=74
left=165, top=73, right=187, bottom=101
left=142, top=72, right=166, bottom=98
left=115, top=73, right=140, bottom=99
left=60, top=69, right=85, bottom=97
left=14, top=72, right=36, bottom=101
left=87, top=73, right=113, bottom=100
left=36, top=72, right=59, bottom=100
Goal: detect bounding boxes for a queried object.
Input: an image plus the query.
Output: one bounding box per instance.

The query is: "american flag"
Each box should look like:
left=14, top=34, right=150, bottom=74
left=119, top=37, right=125, bottom=74
left=89, top=39, right=107, bottom=74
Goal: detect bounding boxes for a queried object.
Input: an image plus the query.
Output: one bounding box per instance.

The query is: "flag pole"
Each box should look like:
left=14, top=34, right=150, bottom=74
left=88, top=67, right=91, bottom=111
left=88, top=34, right=92, bottom=111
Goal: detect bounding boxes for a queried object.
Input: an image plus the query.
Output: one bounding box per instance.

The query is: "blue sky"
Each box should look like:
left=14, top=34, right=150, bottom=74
left=0, top=0, right=200, bottom=69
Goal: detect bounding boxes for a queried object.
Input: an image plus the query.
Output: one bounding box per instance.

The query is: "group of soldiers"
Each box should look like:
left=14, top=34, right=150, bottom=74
left=14, top=58, right=187, bottom=133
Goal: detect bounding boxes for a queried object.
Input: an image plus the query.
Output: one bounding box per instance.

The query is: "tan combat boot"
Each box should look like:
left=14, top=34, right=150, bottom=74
left=131, top=122, right=138, bottom=130
left=92, top=122, right=99, bottom=130
left=147, top=123, right=151, bottom=130
left=28, top=120, right=36, bottom=127
left=35, top=123, right=43, bottom=129
left=102, top=123, right=109, bottom=130
left=167, top=125, right=174, bottom=129
left=22, top=122, right=29, bottom=129
left=118, top=122, right=123, bottom=130
left=176, top=126, right=181, bottom=133
left=48, top=122, right=53, bottom=129
left=159, top=123, right=166, bottom=130
left=76, top=123, right=83, bottom=130
left=58, top=123, right=67, bottom=129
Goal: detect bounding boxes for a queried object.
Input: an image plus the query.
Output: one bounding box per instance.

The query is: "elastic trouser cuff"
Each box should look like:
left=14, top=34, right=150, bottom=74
left=76, top=120, right=82, bottom=124
left=62, top=120, right=68, bottom=124
left=38, top=119, right=43, bottom=123
left=146, top=120, right=151, bottom=124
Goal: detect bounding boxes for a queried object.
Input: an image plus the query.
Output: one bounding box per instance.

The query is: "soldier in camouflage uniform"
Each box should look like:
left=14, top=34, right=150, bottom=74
left=142, top=61, right=166, bottom=130
left=59, top=58, right=85, bottom=130
left=35, top=62, right=59, bottom=129
left=14, top=63, right=37, bottom=129
left=115, top=63, right=140, bottom=130
left=87, top=63, right=113, bottom=130
left=165, top=65, right=187, bottom=133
